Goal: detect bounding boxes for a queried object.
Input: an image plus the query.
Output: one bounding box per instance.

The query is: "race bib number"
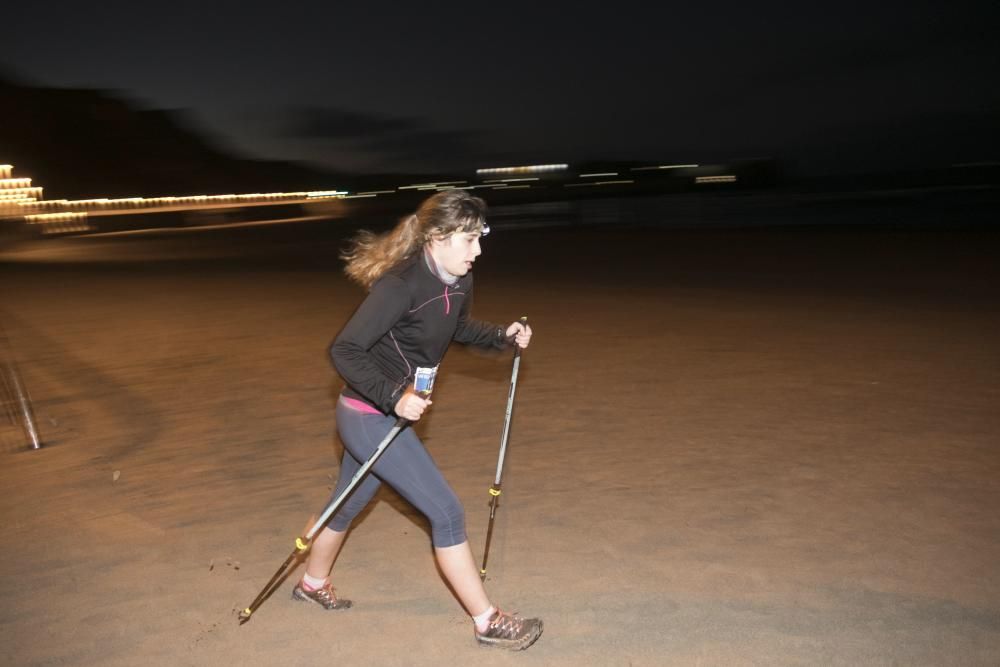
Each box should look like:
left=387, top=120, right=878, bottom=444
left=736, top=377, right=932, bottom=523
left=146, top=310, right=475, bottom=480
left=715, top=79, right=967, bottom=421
left=414, top=365, right=439, bottom=396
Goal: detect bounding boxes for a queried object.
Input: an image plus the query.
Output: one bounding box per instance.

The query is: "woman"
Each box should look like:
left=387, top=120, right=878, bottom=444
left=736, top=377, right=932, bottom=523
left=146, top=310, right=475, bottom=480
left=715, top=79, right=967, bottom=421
left=295, top=189, right=543, bottom=651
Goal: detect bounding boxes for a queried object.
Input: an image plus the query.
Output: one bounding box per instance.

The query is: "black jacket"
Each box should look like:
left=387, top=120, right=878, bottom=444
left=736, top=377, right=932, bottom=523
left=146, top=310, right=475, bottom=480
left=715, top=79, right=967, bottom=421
left=331, top=252, right=506, bottom=415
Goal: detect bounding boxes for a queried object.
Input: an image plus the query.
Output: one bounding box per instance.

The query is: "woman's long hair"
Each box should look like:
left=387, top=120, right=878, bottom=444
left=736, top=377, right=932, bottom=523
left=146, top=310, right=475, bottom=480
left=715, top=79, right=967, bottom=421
left=341, top=189, right=488, bottom=288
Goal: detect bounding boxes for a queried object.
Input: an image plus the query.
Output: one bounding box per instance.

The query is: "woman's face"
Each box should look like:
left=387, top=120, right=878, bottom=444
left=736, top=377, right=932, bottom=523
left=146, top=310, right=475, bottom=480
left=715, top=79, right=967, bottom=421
left=431, top=230, right=483, bottom=277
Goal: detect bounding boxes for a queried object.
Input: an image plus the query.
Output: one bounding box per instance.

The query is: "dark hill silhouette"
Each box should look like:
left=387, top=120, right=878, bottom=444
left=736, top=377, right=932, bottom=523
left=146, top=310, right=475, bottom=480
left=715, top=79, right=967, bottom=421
left=3, top=74, right=995, bottom=209
left=0, top=76, right=346, bottom=200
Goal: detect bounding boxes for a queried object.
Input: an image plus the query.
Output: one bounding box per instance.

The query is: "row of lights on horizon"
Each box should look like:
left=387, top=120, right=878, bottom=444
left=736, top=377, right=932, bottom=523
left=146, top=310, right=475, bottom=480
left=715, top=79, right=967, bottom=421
left=2, top=161, right=739, bottom=231
left=1, top=164, right=352, bottom=219
left=393, top=162, right=736, bottom=192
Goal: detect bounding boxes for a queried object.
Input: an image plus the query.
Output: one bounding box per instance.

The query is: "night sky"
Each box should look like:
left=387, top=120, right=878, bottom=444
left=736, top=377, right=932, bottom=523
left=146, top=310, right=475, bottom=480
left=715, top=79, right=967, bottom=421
left=4, top=1, right=998, bottom=175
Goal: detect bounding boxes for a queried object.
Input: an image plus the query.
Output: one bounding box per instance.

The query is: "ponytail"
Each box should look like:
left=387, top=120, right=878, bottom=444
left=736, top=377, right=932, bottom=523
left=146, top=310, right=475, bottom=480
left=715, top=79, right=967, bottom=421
left=341, top=214, right=423, bottom=288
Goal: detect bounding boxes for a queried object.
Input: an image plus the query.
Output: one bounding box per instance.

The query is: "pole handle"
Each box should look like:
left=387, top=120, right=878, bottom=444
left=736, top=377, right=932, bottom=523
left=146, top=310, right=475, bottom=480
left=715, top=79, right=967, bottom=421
left=508, top=316, right=528, bottom=356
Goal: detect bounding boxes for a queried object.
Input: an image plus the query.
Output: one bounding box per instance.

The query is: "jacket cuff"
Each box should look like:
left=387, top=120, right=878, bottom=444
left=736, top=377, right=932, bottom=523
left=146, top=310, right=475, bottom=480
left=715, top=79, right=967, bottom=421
left=494, top=325, right=510, bottom=349
left=384, top=385, right=404, bottom=415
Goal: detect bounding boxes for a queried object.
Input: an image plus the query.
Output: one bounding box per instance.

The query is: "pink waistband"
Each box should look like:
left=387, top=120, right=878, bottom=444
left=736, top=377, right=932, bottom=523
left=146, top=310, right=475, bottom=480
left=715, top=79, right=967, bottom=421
left=339, top=395, right=383, bottom=415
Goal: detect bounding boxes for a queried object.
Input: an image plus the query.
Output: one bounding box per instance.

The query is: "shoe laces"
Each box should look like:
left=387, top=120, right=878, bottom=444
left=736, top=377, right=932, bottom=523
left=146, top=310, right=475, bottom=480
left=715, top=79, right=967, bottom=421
left=486, top=609, right=526, bottom=638
left=309, top=582, right=339, bottom=602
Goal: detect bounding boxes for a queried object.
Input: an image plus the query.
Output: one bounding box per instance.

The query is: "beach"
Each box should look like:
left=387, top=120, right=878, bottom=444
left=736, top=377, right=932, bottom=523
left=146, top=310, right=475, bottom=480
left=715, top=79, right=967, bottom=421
left=2, top=217, right=998, bottom=666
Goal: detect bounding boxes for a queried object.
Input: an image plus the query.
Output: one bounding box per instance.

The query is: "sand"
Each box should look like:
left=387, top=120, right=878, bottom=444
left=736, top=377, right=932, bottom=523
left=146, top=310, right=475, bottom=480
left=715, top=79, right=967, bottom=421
left=1, top=222, right=998, bottom=666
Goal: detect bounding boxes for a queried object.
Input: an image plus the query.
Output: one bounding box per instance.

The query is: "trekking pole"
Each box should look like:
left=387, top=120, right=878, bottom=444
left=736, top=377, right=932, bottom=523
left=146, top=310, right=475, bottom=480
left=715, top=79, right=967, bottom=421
left=238, top=416, right=409, bottom=624
left=0, top=319, right=42, bottom=450
left=480, top=317, right=527, bottom=581
left=3, top=364, right=42, bottom=450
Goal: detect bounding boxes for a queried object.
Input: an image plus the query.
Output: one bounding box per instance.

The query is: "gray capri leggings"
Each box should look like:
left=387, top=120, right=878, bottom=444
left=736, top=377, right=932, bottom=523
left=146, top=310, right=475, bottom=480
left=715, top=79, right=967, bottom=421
left=327, top=397, right=467, bottom=547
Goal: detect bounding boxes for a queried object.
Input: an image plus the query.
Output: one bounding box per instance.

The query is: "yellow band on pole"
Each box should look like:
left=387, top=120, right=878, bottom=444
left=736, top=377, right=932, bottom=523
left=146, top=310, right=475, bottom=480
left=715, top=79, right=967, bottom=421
left=242, top=608, right=252, bottom=616
left=488, top=487, right=502, bottom=497
left=295, top=537, right=308, bottom=551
